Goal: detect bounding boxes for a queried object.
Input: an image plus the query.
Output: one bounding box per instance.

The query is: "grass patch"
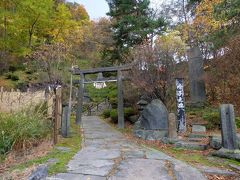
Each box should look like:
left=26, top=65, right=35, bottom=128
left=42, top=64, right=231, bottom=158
left=0, top=107, right=51, bottom=155
left=7, top=116, right=81, bottom=175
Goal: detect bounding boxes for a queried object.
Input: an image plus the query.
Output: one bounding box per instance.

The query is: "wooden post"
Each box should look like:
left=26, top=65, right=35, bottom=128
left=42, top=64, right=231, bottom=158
left=68, top=69, right=73, bottom=123
left=0, top=86, right=3, bottom=102
left=47, top=93, right=54, bottom=118
left=76, top=73, right=84, bottom=125
left=54, top=86, right=62, bottom=144
left=117, top=70, right=124, bottom=129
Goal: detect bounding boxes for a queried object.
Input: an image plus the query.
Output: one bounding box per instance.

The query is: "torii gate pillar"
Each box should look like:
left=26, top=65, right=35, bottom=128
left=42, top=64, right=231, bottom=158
left=76, top=73, right=84, bottom=125
left=117, top=70, right=124, bottom=129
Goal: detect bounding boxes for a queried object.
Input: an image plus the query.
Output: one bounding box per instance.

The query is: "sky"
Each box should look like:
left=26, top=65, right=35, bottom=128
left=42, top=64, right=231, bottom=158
left=67, top=0, right=109, bottom=20
left=67, top=0, right=161, bottom=20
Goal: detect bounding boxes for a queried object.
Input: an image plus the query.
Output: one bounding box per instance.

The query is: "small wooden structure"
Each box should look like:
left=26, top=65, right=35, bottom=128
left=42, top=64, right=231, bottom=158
left=71, top=65, right=131, bottom=129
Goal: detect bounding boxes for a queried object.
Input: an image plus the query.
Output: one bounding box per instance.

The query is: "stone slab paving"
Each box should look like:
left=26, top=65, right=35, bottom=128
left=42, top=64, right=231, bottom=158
left=49, top=116, right=207, bottom=180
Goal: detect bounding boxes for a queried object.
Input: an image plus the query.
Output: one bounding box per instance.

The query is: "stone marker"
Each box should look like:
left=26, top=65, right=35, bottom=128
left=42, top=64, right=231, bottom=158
left=140, top=99, right=168, bottom=130
left=192, top=124, right=206, bottom=133
left=61, top=105, right=70, bottom=138
left=187, top=46, right=206, bottom=107
left=168, top=113, right=177, bottom=139
left=28, top=165, right=48, bottom=180
left=209, top=136, right=222, bottom=150
left=137, top=99, right=148, bottom=115
left=176, top=78, right=186, bottom=132
left=220, top=104, right=238, bottom=150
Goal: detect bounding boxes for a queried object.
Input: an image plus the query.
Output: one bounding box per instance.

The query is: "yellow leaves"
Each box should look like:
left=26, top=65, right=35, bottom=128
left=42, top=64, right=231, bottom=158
left=155, top=30, right=187, bottom=59
left=192, top=0, right=225, bottom=40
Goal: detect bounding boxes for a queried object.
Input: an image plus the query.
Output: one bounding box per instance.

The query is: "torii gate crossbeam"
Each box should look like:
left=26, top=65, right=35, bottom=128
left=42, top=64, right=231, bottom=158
left=71, top=65, right=132, bottom=129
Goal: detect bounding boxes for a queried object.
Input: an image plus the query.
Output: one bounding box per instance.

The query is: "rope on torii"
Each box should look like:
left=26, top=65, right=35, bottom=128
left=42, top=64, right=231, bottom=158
left=70, top=64, right=132, bottom=128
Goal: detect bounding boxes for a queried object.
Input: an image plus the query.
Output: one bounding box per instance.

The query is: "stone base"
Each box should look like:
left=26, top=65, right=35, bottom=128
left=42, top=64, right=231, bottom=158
left=186, top=101, right=205, bottom=108
left=175, top=141, right=208, bottom=150
left=133, top=129, right=168, bottom=141
left=209, top=135, right=240, bottom=150
left=192, top=125, right=206, bottom=133
left=188, top=133, right=207, bottom=138
left=212, top=148, right=240, bottom=161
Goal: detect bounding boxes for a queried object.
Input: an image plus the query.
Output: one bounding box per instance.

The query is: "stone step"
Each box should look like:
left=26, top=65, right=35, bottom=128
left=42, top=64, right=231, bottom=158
left=196, top=165, right=238, bottom=176
left=188, top=133, right=208, bottom=139
left=175, top=141, right=208, bottom=150
left=188, top=138, right=204, bottom=142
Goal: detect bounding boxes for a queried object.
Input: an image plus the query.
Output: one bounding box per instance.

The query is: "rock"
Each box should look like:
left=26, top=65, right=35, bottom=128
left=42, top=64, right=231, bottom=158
left=229, top=164, right=240, bottom=171
left=175, top=141, right=208, bottom=150
left=133, top=129, right=168, bottom=140
left=140, top=99, right=168, bottom=130
left=209, top=135, right=240, bottom=150
left=46, top=158, right=58, bottom=165
left=28, top=165, right=48, bottom=180
left=209, top=136, right=222, bottom=150
left=56, top=146, right=71, bottom=152
left=137, top=100, right=148, bottom=112
left=133, top=121, right=141, bottom=130
left=168, top=113, right=177, bottom=139
left=196, top=165, right=237, bottom=176
left=192, top=125, right=206, bottom=133
left=188, top=138, right=203, bottom=142
left=128, top=115, right=139, bottom=124
left=212, top=148, right=240, bottom=161
left=161, top=137, right=178, bottom=144
left=137, top=100, right=148, bottom=106
left=188, top=133, right=207, bottom=138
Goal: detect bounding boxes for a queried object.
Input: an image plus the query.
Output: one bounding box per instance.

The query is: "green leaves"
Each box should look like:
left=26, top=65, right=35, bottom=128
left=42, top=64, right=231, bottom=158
left=106, top=0, right=166, bottom=63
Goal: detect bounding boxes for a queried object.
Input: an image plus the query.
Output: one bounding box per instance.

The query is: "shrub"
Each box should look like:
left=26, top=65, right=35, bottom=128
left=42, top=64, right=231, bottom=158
left=124, top=107, right=135, bottom=119
left=0, top=105, right=51, bottom=155
left=102, top=109, right=111, bottom=118
left=202, top=111, right=220, bottom=130
left=109, top=98, right=117, bottom=109
left=4, top=72, right=12, bottom=80
left=110, top=109, right=118, bottom=123
left=236, top=117, right=240, bottom=128
left=25, top=69, right=33, bottom=74
left=10, top=74, right=19, bottom=81
left=9, top=65, right=17, bottom=72
left=16, top=81, right=28, bottom=91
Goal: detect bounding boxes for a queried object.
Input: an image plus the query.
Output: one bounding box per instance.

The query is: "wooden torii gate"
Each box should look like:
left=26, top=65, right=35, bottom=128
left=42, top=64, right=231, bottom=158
left=71, top=65, right=132, bottom=129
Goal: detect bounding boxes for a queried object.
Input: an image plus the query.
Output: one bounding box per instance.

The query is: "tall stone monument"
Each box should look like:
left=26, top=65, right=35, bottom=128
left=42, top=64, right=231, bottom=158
left=213, top=104, right=240, bottom=161
left=220, top=104, right=238, bottom=150
left=188, top=46, right=206, bottom=107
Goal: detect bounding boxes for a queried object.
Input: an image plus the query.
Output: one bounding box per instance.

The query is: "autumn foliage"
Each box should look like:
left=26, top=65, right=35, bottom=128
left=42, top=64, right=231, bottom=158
left=204, top=35, right=240, bottom=113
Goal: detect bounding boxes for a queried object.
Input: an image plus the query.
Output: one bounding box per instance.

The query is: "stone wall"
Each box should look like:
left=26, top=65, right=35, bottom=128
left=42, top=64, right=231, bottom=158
left=0, top=87, right=46, bottom=113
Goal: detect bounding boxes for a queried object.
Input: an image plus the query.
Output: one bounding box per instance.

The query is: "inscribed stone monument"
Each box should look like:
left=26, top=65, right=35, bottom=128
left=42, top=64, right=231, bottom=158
left=188, top=46, right=206, bottom=106
left=133, top=99, right=169, bottom=140
left=140, top=99, right=168, bottom=130
left=220, top=104, right=238, bottom=150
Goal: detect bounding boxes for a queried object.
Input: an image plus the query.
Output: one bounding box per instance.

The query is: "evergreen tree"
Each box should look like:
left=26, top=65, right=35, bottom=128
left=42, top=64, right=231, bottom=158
left=106, top=0, right=166, bottom=63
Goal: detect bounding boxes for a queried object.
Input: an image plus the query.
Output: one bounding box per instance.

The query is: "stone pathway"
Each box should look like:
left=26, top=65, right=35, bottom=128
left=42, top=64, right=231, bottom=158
left=49, top=116, right=207, bottom=180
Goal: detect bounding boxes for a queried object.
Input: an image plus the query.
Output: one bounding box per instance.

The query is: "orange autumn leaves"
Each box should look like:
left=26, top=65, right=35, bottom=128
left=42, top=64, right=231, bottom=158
left=193, top=0, right=223, bottom=39
left=180, top=0, right=225, bottom=43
